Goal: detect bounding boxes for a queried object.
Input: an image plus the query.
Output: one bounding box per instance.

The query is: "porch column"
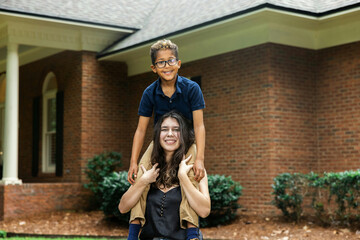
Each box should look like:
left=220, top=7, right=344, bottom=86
left=1, top=43, right=22, bottom=185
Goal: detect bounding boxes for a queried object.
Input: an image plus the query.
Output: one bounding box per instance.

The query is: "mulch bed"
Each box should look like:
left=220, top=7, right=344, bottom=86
left=0, top=210, right=360, bottom=239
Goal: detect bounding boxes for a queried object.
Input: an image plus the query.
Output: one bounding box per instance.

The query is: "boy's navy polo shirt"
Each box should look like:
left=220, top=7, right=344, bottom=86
left=138, top=75, right=205, bottom=124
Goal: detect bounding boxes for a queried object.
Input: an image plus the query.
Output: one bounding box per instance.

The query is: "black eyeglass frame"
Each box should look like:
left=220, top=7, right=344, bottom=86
left=154, top=58, right=178, bottom=68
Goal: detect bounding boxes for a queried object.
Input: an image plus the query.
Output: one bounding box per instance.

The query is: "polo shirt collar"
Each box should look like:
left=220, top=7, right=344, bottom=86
left=155, top=75, right=182, bottom=96
left=176, top=75, right=183, bottom=94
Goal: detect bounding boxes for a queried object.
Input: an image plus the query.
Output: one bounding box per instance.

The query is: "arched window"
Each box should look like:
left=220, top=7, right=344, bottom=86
left=42, top=72, right=57, bottom=173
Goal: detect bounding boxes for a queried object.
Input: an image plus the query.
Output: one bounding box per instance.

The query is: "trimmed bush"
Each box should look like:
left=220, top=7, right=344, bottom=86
left=0, top=230, right=6, bottom=238
left=99, top=171, right=131, bottom=223
left=200, top=174, right=242, bottom=227
left=319, top=171, right=360, bottom=223
left=272, top=170, right=360, bottom=225
left=271, top=173, right=308, bottom=222
left=84, top=151, right=122, bottom=204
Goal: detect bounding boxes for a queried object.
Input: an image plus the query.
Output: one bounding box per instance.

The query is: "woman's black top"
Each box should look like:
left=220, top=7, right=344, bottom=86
left=139, top=186, right=186, bottom=240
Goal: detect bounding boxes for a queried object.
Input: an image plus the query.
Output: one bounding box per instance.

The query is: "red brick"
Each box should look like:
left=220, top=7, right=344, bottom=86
left=12, top=41, right=360, bottom=217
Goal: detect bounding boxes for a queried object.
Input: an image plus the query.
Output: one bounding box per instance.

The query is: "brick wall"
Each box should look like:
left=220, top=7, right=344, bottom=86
left=186, top=45, right=276, bottom=212
left=11, top=51, right=129, bottom=220
left=184, top=43, right=317, bottom=213
left=19, top=51, right=83, bottom=182
left=15, top=41, right=360, bottom=215
left=317, top=42, right=360, bottom=172
left=267, top=44, right=317, bottom=174
left=79, top=52, right=129, bottom=181
left=19, top=51, right=129, bottom=183
left=121, top=71, right=157, bottom=164
left=0, top=183, right=93, bottom=220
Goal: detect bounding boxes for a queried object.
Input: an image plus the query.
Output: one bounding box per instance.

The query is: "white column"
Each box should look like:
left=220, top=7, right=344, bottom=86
left=1, top=43, right=22, bottom=185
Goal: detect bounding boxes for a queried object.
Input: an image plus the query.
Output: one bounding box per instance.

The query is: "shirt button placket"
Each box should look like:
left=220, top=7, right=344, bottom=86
left=160, top=194, right=166, bottom=217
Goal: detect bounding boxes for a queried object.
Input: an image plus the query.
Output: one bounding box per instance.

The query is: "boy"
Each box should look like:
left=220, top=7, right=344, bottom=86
left=127, top=39, right=206, bottom=240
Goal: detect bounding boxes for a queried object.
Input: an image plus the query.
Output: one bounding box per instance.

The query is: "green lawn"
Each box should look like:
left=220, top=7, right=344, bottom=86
left=5, top=238, right=126, bottom=240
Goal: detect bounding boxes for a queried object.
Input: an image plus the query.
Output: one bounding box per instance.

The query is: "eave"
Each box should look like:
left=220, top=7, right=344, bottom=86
left=98, top=4, right=360, bottom=76
left=0, top=11, right=136, bottom=72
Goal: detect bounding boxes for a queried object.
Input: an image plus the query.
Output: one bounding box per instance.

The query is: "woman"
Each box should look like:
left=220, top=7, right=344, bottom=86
left=119, top=111, right=210, bottom=240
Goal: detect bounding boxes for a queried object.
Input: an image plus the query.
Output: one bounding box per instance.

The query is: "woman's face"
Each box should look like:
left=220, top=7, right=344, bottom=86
left=160, top=117, right=181, bottom=155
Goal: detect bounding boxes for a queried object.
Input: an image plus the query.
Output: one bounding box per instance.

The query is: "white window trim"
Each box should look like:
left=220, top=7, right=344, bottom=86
left=42, top=90, right=57, bottom=173
left=0, top=74, right=5, bottom=166
left=0, top=103, right=4, bottom=166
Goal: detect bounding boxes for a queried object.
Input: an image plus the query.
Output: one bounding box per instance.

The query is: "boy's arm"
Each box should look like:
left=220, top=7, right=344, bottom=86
left=128, top=116, right=151, bottom=184
left=193, top=109, right=206, bottom=181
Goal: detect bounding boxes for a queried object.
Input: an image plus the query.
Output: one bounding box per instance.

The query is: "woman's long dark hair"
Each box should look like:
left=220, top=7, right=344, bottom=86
left=151, top=110, right=194, bottom=189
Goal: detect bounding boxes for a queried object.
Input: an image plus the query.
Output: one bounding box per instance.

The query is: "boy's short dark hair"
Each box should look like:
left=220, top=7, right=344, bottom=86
left=150, top=39, right=179, bottom=65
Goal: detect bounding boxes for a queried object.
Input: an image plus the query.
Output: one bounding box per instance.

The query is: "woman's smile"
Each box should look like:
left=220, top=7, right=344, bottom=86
left=160, top=117, right=181, bottom=154
left=164, top=139, right=177, bottom=145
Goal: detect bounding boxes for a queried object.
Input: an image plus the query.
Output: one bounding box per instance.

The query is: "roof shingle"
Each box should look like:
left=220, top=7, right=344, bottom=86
left=1, top=0, right=359, bottom=53
left=0, top=0, right=156, bottom=29
left=100, top=0, right=360, bottom=55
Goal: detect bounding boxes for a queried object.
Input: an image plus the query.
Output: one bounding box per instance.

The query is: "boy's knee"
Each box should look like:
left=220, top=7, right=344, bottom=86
left=186, top=144, right=197, bottom=164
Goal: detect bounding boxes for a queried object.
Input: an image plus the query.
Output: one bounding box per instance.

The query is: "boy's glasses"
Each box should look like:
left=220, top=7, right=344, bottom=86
left=154, top=58, right=178, bottom=68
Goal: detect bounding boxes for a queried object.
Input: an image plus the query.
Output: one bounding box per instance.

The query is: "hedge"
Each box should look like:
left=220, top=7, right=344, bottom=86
left=272, top=170, right=360, bottom=225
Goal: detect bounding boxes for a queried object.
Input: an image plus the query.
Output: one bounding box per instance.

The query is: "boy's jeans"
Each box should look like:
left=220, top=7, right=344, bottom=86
left=129, top=142, right=199, bottom=229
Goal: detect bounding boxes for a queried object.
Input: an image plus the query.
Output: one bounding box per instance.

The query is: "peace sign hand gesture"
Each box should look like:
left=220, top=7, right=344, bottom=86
left=178, top=155, right=193, bottom=179
left=140, top=163, right=160, bottom=185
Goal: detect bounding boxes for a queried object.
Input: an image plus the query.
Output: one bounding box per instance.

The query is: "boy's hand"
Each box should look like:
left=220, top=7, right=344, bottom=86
left=127, top=162, right=138, bottom=184
left=193, top=159, right=205, bottom=182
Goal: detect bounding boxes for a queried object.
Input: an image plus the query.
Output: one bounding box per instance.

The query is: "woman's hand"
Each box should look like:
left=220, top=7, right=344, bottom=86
left=178, top=155, right=211, bottom=218
left=140, top=163, right=159, bottom=185
left=178, top=155, right=193, bottom=179
left=119, top=163, right=159, bottom=214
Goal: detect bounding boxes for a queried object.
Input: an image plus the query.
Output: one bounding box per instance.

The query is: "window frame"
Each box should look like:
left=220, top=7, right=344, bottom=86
left=41, top=73, right=57, bottom=173
left=0, top=103, right=4, bottom=166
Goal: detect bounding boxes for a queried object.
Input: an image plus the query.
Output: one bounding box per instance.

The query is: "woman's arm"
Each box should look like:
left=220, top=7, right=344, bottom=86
left=178, top=156, right=211, bottom=218
left=119, top=164, right=159, bottom=214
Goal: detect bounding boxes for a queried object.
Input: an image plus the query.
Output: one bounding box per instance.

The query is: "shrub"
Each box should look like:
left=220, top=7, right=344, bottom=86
left=271, top=173, right=308, bottom=222
left=305, top=172, right=329, bottom=223
left=98, top=171, right=131, bottom=223
left=200, top=174, right=242, bottom=227
left=272, top=170, right=360, bottom=225
left=0, top=230, right=6, bottom=238
left=84, top=151, right=122, bottom=204
left=322, top=171, right=360, bottom=222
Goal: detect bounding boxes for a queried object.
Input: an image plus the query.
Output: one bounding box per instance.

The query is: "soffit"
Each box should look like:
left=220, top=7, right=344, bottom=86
left=0, top=13, right=132, bottom=72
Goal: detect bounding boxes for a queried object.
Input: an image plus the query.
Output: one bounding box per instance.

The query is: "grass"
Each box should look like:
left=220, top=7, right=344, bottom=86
left=4, top=238, right=126, bottom=240
left=0, top=230, right=126, bottom=240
